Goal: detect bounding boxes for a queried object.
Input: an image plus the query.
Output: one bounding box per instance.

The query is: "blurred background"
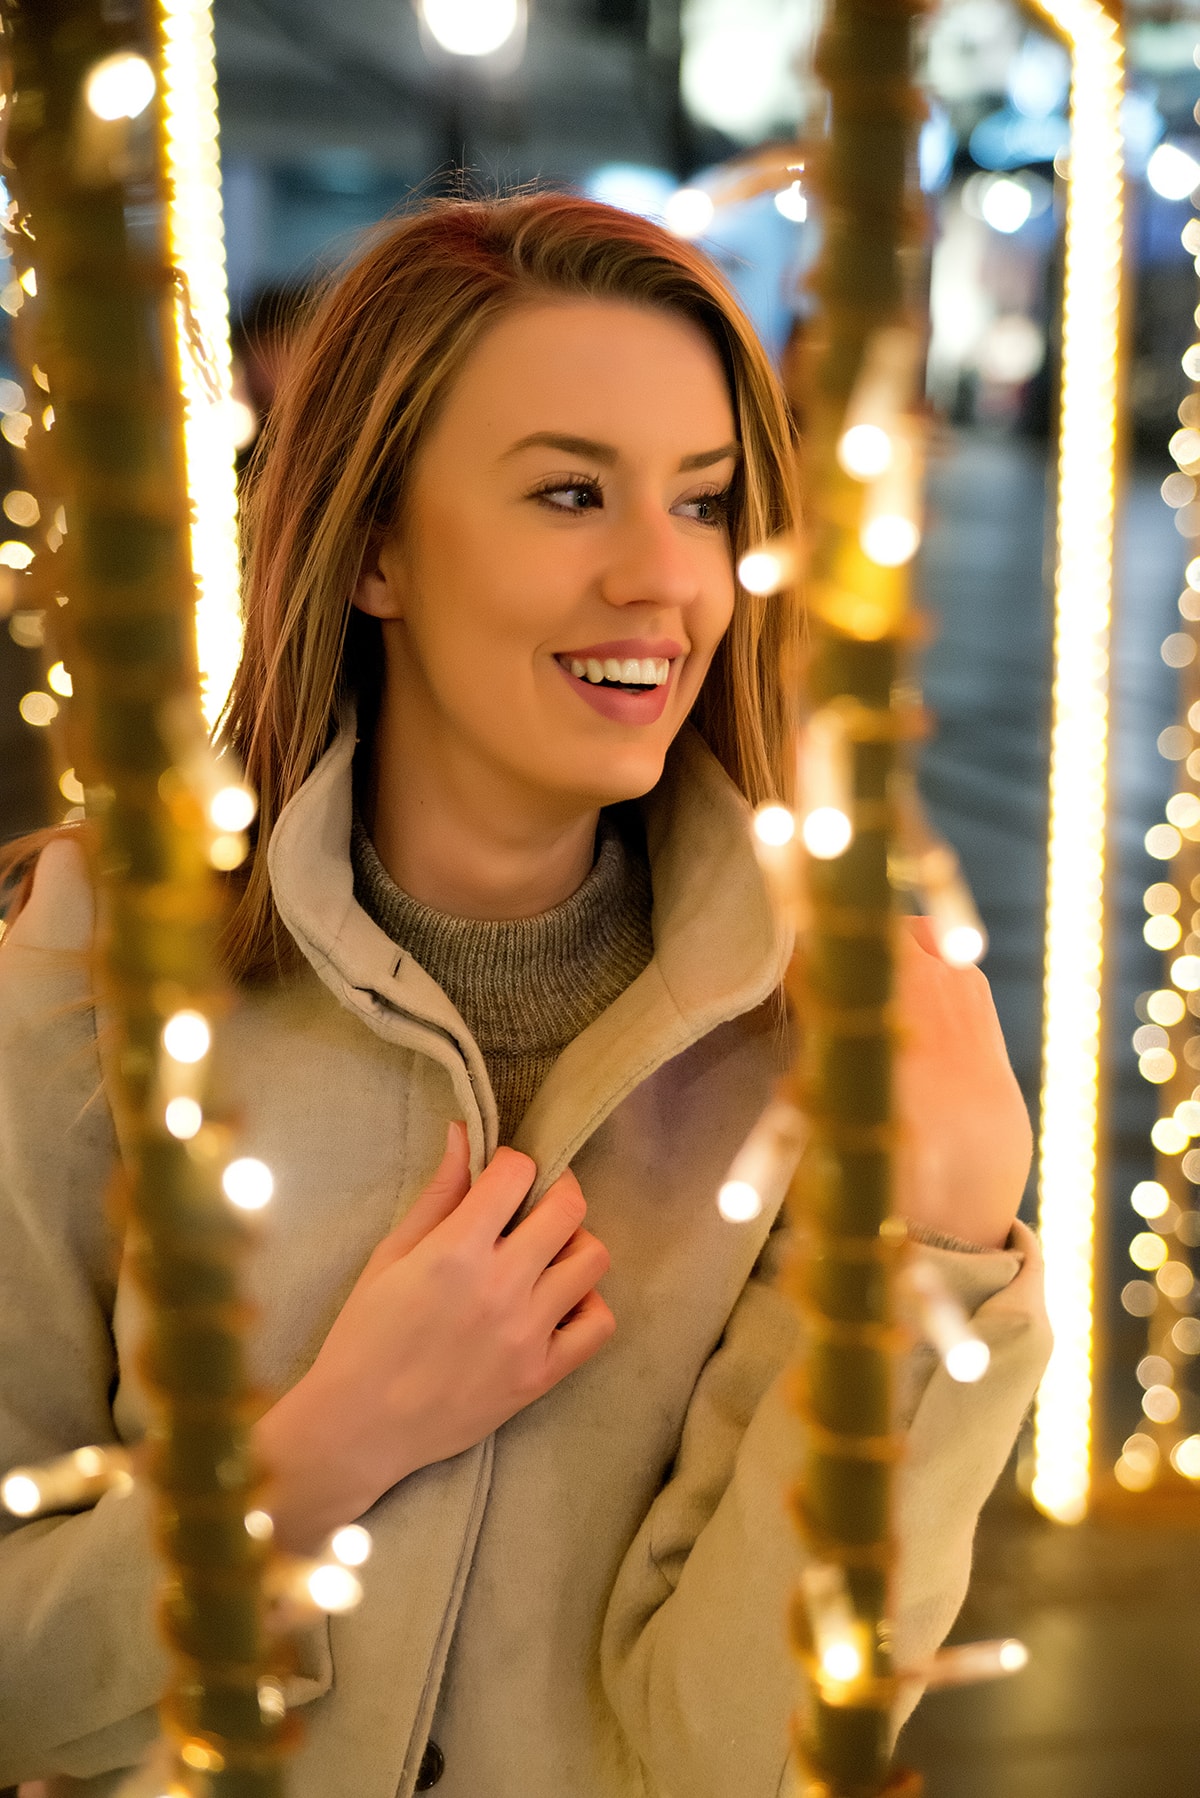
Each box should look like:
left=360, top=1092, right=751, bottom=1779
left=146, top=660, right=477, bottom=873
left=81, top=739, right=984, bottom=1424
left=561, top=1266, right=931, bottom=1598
left=4, top=0, right=1200, bottom=1789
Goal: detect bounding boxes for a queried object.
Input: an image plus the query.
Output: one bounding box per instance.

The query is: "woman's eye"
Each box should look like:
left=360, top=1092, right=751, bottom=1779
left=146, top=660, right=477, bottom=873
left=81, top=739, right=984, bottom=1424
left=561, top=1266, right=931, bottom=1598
left=677, top=489, right=731, bottom=527
left=534, top=479, right=604, bottom=513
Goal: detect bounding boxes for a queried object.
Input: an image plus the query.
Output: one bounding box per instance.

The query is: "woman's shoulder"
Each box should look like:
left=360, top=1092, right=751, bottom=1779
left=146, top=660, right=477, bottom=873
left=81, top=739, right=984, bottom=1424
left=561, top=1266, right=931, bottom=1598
left=1, top=829, right=95, bottom=958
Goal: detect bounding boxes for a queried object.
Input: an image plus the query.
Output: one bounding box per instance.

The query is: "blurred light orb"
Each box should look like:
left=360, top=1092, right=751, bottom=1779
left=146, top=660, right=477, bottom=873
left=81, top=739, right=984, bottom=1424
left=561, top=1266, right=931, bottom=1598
left=939, top=924, right=986, bottom=968
left=820, top=1642, right=862, bottom=1683
left=774, top=179, right=808, bottom=223
left=1150, top=1117, right=1188, bottom=1155
left=980, top=176, right=1033, bottom=234
left=663, top=186, right=714, bottom=240
left=1144, top=915, right=1181, bottom=951
left=717, top=1179, right=762, bottom=1222
left=244, top=1508, right=274, bottom=1540
left=1163, top=472, right=1196, bottom=509
left=1145, top=823, right=1182, bottom=859
left=1157, top=1260, right=1194, bottom=1300
left=1171, top=954, right=1200, bottom=991
left=420, top=0, right=521, bottom=56
left=19, top=691, right=58, bottom=728
left=1171, top=1434, right=1200, bottom=1479
left=222, top=1157, right=274, bottom=1211
left=1, top=1473, right=40, bottom=1516
left=46, top=661, right=73, bottom=697
left=1139, top=1047, right=1176, bottom=1084
left=1147, top=141, right=1200, bottom=202
left=1132, top=1180, right=1170, bottom=1219
left=1157, top=725, right=1192, bottom=759
left=2, top=488, right=38, bottom=527
left=1120, top=1279, right=1157, bottom=1316
left=753, top=803, right=796, bottom=847
left=737, top=546, right=791, bottom=594
left=86, top=52, right=156, bottom=121
left=861, top=514, right=920, bottom=566
left=1147, top=988, right=1186, bottom=1026
left=162, top=1009, right=211, bottom=1064
left=945, top=1338, right=990, bottom=1384
left=1142, top=1383, right=1181, bottom=1424
left=838, top=424, right=893, bottom=480
left=1144, top=881, right=1181, bottom=914
left=307, top=1563, right=362, bottom=1613
left=209, top=783, right=257, bottom=833
left=331, top=1524, right=373, bottom=1566
left=164, top=1097, right=203, bottom=1140
left=1130, top=1231, right=1169, bottom=1269
left=802, top=806, right=853, bottom=860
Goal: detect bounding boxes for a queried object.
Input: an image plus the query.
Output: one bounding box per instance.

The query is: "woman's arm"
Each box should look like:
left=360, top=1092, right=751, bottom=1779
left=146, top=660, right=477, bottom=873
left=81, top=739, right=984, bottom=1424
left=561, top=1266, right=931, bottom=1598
left=599, top=1212, right=1051, bottom=1798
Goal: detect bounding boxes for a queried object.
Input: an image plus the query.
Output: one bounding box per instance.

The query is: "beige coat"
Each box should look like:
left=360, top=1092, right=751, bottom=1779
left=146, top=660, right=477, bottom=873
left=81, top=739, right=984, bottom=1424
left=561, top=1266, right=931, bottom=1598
left=0, top=723, right=1051, bottom=1798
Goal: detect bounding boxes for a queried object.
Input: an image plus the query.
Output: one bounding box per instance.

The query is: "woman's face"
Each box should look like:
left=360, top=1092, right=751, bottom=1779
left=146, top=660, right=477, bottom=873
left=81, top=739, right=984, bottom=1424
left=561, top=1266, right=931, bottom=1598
left=355, top=298, right=740, bottom=821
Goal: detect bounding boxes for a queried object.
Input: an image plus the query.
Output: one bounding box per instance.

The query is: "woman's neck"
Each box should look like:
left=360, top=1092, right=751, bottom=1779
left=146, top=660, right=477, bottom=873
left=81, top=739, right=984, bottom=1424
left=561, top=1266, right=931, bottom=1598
left=361, top=710, right=599, bottom=922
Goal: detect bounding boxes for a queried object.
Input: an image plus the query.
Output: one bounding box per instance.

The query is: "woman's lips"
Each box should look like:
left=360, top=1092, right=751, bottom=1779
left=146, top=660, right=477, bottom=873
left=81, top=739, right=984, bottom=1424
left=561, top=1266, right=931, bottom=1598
left=554, top=657, right=675, bottom=725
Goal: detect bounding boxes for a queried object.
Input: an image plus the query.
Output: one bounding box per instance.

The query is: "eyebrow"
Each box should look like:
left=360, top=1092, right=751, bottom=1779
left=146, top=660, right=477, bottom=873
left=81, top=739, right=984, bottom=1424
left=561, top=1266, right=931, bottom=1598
left=502, top=431, right=742, bottom=472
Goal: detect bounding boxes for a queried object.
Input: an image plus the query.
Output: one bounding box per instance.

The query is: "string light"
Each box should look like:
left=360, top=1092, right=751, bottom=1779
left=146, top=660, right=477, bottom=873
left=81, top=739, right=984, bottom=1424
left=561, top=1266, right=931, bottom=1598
left=162, top=1009, right=211, bottom=1063
left=717, top=1096, right=806, bottom=1224
left=737, top=538, right=799, bottom=596
left=158, top=0, right=241, bottom=727
left=85, top=52, right=157, bottom=121
left=221, top=1157, right=274, bottom=1210
left=1030, top=0, right=1125, bottom=1529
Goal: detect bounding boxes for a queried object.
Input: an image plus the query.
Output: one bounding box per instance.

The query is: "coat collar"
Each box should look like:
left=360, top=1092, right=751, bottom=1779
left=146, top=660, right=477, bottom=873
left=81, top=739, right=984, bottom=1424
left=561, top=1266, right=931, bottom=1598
left=267, top=714, right=790, bottom=1186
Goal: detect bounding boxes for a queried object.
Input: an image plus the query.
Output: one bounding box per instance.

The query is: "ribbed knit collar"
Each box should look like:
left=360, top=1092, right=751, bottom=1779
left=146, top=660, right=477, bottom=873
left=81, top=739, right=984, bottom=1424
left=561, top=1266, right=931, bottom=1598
left=348, top=808, right=654, bottom=1060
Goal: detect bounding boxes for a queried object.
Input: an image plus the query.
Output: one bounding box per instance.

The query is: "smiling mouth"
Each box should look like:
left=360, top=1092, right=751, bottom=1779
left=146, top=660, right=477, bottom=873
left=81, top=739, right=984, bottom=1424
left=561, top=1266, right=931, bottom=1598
left=555, top=654, right=672, bottom=692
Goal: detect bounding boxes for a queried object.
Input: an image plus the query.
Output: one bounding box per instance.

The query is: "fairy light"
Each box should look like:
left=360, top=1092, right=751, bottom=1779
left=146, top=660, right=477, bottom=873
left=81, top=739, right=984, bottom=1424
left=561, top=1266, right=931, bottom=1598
left=1030, top=0, right=1124, bottom=1528
left=158, top=0, right=241, bottom=727
left=164, top=1096, right=203, bottom=1139
left=717, top=1096, right=806, bottom=1224
left=162, top=1008, right=211, bottom=1063
left=209, top=782, right=256, bottom=832
left=85, top=52, right=157, bottom=121
left=738, top=540, right=798, bottom=596
left=221, top=1157, right=274, bottom=1210
left=306, top=1563, right=362, bottom=1613
left=330, top=1524, right=372, bottom=1566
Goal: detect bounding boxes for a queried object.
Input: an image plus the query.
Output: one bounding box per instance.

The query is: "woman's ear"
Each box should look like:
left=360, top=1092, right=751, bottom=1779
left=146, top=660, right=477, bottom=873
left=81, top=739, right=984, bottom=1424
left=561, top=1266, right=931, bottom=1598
left=352, top=535, right=407, bottom=620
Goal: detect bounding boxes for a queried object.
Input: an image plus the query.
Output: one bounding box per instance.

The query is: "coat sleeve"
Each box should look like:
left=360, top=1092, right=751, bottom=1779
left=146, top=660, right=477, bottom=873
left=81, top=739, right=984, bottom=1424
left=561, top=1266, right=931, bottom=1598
left=599, top=1206, right=1052, bottom=1798
left=0, top=842, right=331, bottom=1784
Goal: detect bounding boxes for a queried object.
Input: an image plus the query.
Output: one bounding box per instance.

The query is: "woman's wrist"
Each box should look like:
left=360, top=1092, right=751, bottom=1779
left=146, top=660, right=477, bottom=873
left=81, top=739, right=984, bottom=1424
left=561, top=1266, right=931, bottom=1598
left=254, top=1378, right=391, bottom=1554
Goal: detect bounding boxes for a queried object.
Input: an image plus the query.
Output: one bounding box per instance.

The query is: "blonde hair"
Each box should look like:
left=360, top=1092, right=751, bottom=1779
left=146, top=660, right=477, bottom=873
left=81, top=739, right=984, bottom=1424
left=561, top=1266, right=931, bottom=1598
left=220, top=192, right=802, bottom=981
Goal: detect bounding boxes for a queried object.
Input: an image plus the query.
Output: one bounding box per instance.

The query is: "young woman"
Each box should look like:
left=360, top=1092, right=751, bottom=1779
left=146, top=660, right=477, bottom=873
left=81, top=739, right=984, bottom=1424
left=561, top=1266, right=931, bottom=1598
left=0, top=195, right=1049, bottom=1798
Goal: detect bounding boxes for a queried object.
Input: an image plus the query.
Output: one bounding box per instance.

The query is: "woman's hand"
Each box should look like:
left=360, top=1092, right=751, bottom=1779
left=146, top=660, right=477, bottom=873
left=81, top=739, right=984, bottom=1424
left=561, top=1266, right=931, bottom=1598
left=894, top=915, right=1032, bottom=1251
left=256, top=1122, right=614, bottom=1551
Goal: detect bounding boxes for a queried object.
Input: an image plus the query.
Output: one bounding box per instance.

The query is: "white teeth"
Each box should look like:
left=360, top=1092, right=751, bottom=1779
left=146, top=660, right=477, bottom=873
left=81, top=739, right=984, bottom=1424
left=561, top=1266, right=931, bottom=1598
left=567, top=654, right=673, bottom=687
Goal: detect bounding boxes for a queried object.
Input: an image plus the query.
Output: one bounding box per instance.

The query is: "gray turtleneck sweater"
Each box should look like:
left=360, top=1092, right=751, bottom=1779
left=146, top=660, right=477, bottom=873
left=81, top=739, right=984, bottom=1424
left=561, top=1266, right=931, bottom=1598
left=350, top=811, right=655, bottom=1144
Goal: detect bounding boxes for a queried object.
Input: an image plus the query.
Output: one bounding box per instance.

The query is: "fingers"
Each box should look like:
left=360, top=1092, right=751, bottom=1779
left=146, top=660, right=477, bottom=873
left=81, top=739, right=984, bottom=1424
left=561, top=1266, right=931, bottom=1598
left=364, top=1121, right=473, bottom=1273
left=443, top=1145, right=539, bottom=1248
left=543, top=1288, right=616, bottom=1385
left=531, top=1225, right=610, bottom=1329
left=505, top=1169, right=588, bottom=1273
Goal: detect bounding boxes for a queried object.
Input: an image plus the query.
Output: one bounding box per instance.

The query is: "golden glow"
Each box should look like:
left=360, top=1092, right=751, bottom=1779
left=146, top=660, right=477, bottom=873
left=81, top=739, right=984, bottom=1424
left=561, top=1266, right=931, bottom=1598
left=1171, top=1434, right=1200, bottom=1478
left=307, top=1562, right=362, bottom=1613
left=1031, top=0, right=1124, bottom=1528
left=46, top=660, right=73, bottom=697
left=159, top=0, right=241, bottom=727
left=2, top=488, right=38, bottom=526
left=1, top=1473, right=40, bottom=1516
left=86, top=51, right=156, bottom=120
left=1130, top=1232, right=1169, bottom=1271
left=737, top=540, right=797, bottom=596
left=221, top=1157, right=274, bottom=1210
left=162, top=1008, right=211, bottom=1064
left=837, top=422, right=893, bottom=480
left=753, top=803, right=796, bottom=847
left=164, top=1095, right=203, bottom=1139
left=209, top=781, right=256, bottom=832
left=1131, top=1180, right=1170, bottom=1219
left=802, top=806, right=854, bottom=859
left=18, top=691, right=58, bottom=727
left=330, top=1524, right=373, bottom=1566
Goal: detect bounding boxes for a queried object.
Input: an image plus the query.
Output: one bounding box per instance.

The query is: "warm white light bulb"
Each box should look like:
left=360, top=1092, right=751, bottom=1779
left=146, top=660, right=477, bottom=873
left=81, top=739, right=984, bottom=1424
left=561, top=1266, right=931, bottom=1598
left=164, top=1097, right=203, bottom=1140
left=663, top=186, right=715, bottom=239
left=938, top=923, right=986, bottom=968
left=1, top=1473, right=40, bottom=1516
left=330, top=1524, right=372, bottom=1567
left=820, top=1641, right=862, bottom=1683
left=222, top=1157, right=274, bottom=1211
left=307, top=1563, right=362, bottom=1613
left=162, top=1009, right=211, bottom=1065
left=861, top=514, right=921, bottom=567
left=945, top=1338, right=991, bottom=1384
left=838, top=423, right=893, bottom=480
left=753, top=804, right=796, bottom=847
left=717, top=1180, right=762, bottom=1223
left=85, top=52, right=157, bottom=121
left=802, top=807, right=853, bottom=859
left=209, top=783, right=257, bottom=833
left=420, top=0, right=521, bottom=57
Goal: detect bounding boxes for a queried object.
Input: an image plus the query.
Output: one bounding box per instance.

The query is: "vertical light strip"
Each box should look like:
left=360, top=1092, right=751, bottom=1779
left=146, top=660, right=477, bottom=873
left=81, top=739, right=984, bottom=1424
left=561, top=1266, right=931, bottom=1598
left=1030, top=0, right=1125, bottom=1524
left=159, top=0, right=241, bottom=729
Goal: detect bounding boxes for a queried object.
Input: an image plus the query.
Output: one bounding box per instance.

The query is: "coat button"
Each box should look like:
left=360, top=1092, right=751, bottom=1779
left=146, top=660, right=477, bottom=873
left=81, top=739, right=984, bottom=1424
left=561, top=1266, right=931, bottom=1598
left=416, top=1740, right=445, bottom=1790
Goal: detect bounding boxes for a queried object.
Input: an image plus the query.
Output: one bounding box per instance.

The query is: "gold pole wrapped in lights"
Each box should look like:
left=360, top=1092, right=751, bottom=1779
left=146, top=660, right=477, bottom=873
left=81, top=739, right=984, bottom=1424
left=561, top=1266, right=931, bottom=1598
left=1116, top=85, right=1200, bottom=1500
left=0, top=2, right=349, bottom=1789
left=1026, top=0, right=1125, bottom=1528
left=722, top=0, right=1021, bottom=1789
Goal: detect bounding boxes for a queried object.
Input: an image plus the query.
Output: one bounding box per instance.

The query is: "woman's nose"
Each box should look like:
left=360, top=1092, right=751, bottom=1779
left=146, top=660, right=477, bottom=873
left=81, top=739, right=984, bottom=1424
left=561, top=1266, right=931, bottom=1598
left=598, top=505, right=703, bottom=611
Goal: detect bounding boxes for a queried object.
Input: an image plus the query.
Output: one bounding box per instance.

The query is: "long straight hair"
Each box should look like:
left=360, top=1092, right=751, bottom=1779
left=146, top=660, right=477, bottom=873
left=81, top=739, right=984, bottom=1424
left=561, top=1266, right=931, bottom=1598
left=3, top=194, right=803, bottom=969
left=222, top=194, right=802, bottom=981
